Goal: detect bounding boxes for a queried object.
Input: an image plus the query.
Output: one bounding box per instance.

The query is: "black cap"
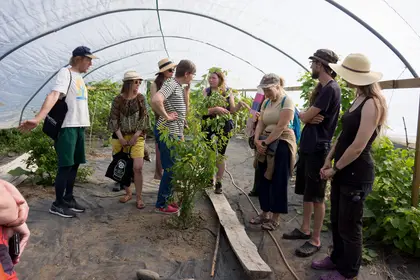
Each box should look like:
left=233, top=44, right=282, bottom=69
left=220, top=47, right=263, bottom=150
left=309, top=49, right=338, bottom=66
left=72, top=46, right=98, bottom=59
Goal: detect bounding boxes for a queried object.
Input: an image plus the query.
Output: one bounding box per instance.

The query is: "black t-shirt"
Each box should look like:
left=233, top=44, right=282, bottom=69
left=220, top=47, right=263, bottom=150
left=300, top=80, right=341, bottom=153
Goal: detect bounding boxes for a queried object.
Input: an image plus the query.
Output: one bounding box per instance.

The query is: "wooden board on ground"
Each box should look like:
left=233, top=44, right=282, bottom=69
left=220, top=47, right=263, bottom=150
left=206, top=189, right=272, bottom=279
left=0, top=153, right=35, bottom=185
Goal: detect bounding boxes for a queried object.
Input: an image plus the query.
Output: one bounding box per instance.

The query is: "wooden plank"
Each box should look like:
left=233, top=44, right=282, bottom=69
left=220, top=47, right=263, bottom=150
left=206, top=189, right=272, bottom=278
left=0, top=153, right=35, bottom=186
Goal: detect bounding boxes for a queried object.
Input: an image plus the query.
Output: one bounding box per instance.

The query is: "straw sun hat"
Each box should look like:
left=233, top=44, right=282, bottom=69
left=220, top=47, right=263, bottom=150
left=329, top=53, right=383, bottom=86
left=156, top=58, right=177, bottom=75
left=122, top=70, right=142, bottom=82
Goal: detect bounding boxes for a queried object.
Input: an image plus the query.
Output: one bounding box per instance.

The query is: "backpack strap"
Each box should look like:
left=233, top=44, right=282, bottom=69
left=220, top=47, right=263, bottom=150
left=61, top=68, right=72, bottom=102
left=262, top=99, right=270, bottom=110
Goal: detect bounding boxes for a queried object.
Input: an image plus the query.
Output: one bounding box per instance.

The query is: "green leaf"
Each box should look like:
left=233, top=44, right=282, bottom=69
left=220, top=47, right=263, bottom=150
left=8, top=167, right=30, bottom=176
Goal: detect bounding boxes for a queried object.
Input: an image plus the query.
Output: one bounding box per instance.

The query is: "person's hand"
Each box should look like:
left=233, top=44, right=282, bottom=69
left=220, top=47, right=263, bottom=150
left=320, top=159, right=332, bottom=180
left=5, top=200, right=29, bottom=228
left=5, top=223, right=30, bottom=265
left=255, top=140, right=267, bottom=155
left=214, top=107, right=230, bottom=115
left=320, top=168, right=336, bottom=180
left=309, top=114, right=324, bottom=124
left=128, top=135, right=139, bottom=146
left=166, top=112, right=178, bottom=121
left=239, top=101, right=251, bottom=110
left=184, top=83, right=191, bottom=92
left=18, top=119, right=40, bottom=132
left=118, top=137, right=128, bottom=146
left=255, top=112, right=261, bottom=120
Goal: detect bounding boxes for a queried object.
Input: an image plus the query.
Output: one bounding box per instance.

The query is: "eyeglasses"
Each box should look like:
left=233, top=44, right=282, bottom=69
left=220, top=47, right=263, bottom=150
left=134, top=80, right=142, bottom=84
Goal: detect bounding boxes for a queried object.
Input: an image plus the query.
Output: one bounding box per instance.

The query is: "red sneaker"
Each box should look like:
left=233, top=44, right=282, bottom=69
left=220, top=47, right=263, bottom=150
left=169, top=202, right=180, bottom=209
left=155, top=205, right=179, bottom=215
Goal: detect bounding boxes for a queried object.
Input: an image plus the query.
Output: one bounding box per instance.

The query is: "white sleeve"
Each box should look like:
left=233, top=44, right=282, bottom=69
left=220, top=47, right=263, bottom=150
left=52, top=68, right=71, bottom=95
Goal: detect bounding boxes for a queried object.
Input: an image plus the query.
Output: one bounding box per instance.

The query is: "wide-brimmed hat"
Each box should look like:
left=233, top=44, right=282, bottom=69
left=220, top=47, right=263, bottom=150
left=309, top=49, right=338, bottom=66
left=122, top=70, right=142, bottom=82
left=257, top=73, right=281, bottom=89
left=329, top=53, right=383, bottom=86
left=156, top=58, right=177, bottom=75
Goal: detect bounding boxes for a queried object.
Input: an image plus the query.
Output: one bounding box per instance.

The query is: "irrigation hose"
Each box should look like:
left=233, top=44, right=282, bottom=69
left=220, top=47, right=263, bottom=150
left=225, top=168, right=301, bottom=280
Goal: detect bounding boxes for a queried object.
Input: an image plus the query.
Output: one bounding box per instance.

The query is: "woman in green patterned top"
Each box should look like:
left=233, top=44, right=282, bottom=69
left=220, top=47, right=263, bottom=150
left=108, top=71, right=149, bottom=209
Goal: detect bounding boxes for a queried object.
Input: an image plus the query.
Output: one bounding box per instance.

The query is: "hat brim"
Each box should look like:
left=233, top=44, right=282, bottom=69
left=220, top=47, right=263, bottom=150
left=257, top=83, right=277, bottom=89
left=122, top=77, right=143, bottom=82
left=329, top=63, right=383, bottom=86
left=86, top=54, right=98, bottom=59
left=155, top=63, right=177, bottom=75
left=309, top=55, right=331, bottom=66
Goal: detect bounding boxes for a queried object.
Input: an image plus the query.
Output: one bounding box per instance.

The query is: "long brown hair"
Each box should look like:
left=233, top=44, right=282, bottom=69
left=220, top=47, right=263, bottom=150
left=121, top=80, right=136, bottom=95
left=210, top=70, right=227, bottom=94
left=154, top=72, right=165, bottom=91
left=358, top=82, right=387, bottom=126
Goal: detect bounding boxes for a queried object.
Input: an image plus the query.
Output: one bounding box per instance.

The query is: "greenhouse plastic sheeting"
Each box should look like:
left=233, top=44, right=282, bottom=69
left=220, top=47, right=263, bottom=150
left=0, top=0, right=419, bottom=139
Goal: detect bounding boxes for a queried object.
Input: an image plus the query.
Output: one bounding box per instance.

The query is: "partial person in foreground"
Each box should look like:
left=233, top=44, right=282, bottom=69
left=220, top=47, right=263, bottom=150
left=0, top=179, right=31, bottom=280
left=202, top=70, right=250, bottom=194
left=108, top=71, right=149, bottom=209
left=151, top=59, right=196, bottom=214
left=283, top=49, right=341, bottom=258
left=150, top=58, right=177, bottom=180
left=250, top=73, right=297, bottom=231
left=312, top=53, right=387, bottom=280
left=19, top=46, right=97, bottom=218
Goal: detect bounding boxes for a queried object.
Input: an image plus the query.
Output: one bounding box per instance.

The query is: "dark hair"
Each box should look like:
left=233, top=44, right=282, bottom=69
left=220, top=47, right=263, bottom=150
left=121, top=80, right=135, bottom=95
left=154, top=73, right=165, bottom=91
left=175, top=59, right=196, bottom=78
left=309, top=83, right=322, bottom=106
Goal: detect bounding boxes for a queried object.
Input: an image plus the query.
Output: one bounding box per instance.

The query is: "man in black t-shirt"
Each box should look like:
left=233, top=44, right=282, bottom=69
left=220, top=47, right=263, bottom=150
left=283, top=49, right=341, bottom=258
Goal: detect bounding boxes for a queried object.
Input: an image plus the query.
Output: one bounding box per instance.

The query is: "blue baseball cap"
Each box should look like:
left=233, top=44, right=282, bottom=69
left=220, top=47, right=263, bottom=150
left=72, top=46, right=98, bottom=59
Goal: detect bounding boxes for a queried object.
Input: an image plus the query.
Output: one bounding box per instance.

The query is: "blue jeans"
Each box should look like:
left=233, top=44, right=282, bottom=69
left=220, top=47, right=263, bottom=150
left=155, top=133, right=181, bottom=208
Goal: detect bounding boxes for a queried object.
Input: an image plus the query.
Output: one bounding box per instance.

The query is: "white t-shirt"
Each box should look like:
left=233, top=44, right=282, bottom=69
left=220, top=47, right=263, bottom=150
left=52, top=68, right=90, bottom=127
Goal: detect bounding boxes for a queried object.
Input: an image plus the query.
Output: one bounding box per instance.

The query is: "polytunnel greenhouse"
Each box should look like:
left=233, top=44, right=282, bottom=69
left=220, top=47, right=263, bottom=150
left=0, top=1, right=419, bottom=280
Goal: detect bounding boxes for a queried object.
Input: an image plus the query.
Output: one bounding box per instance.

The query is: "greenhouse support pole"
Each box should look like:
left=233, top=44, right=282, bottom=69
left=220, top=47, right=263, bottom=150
left=412, top=98, right=420, bottom=207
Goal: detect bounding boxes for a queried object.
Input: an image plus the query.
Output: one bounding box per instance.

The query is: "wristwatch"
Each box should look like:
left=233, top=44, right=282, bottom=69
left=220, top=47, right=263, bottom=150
left=333, top=165, right=340, bottom=172
left=261, top=141, right=267, bottom=147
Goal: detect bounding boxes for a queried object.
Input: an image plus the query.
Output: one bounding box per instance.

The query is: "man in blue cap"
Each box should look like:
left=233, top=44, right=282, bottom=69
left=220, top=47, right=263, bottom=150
left=20, top=46, right=98, bottom=218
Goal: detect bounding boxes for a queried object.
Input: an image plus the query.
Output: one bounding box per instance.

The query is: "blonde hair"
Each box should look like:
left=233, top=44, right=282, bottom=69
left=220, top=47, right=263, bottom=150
left=358, top=82, right=387, bottom=126
left=69, top=56, right=84, bottom=67
left=278, top=76, right=285, bottom=87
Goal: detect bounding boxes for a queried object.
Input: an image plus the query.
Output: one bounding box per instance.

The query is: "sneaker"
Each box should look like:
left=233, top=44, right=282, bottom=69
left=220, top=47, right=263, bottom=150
left=215, top=182, right=223, bottom=194
left=63, top=197, right=86, bottom=213
left=312, top=256, right=336, bottom=270
left=319, top=271, right=355, bottom=280
left=169, top=202, right=180, bottom=209
left=155, top=205, right=179, bottom=215
left=49, top=202, right=76, bottom=218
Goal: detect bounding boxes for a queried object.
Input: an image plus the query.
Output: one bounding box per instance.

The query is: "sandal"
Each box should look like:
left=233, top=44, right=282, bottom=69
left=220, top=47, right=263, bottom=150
left=295, top=241, right=321, bottom=257
left=261, top=220, right=280, bottom=231
left=119, top=193, right=132, bottom=203
left=283, top=228, right=311, bottom=240
left=136, top=196, right=145, bottom=209
left=250, top=215, right=270, bottom=225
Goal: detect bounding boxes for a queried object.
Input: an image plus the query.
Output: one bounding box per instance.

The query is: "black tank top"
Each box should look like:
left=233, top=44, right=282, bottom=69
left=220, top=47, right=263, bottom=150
left=202, top=87, right=231, bottom=120
left=334, top=97, right=379, bottom=184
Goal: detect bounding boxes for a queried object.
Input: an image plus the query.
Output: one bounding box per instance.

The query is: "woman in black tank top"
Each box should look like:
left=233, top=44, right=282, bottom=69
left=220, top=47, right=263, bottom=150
left=312, top=54, right=387, bottom=280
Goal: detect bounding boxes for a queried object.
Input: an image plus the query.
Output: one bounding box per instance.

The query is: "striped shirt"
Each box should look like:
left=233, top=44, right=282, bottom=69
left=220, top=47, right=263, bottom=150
left=156, top=78, right=186, bottom=136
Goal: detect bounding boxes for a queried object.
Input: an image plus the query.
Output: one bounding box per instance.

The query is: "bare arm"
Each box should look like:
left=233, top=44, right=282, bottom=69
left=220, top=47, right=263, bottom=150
left=0, top=184, right=19, bottom=225
left=335, top=99, right=378, bottom=170
left=299, top=106, right=322, bottom=124
left=263, top=109, right=294, bottom=145
left=151, top=92, right=170, bottom=120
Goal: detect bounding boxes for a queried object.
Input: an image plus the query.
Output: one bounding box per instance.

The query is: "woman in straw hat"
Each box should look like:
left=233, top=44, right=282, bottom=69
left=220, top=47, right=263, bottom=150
left=108, top=70, right=149, bottom=209
left=150, top=58, right=177, bottom=180
left=312, top=54, right=387, bottom=280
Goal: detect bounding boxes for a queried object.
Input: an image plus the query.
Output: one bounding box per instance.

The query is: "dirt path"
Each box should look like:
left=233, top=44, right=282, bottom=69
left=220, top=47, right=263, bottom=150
left=14, top=141, right=248, bottom=280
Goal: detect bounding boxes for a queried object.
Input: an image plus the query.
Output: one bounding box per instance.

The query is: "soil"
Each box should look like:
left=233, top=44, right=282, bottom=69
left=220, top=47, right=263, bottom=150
left=6, top=137, right=420, bottom=280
